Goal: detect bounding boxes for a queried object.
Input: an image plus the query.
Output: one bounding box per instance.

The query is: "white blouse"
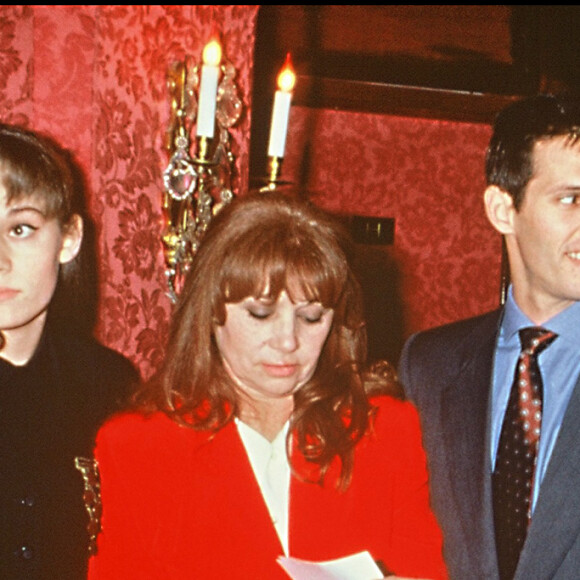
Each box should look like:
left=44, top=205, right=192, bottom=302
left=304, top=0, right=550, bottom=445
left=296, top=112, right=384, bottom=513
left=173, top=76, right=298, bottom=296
left=235, top=419, right=291, bottom=555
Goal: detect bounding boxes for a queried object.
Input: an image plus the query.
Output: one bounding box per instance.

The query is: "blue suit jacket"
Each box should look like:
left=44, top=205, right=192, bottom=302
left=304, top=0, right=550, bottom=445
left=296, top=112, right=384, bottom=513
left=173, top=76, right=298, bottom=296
left=399, top=309, right=580, bottom=580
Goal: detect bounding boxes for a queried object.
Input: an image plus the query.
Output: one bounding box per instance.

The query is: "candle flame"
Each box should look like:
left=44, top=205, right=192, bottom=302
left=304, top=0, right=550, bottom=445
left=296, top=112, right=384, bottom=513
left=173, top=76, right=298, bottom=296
left=277, top=53, right=296, bottom=93
left=202, top=39, right=222, bottom=67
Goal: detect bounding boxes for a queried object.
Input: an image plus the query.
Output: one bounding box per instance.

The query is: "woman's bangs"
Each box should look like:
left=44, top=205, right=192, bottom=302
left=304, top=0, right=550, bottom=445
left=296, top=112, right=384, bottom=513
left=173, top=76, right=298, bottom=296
left=284, top=260, right=342, bottom=307
left=4, top=179, right=62, bottom=220
left=219, top=261, right=265, bottom=304
left=219, top=236, right=344, bottom=307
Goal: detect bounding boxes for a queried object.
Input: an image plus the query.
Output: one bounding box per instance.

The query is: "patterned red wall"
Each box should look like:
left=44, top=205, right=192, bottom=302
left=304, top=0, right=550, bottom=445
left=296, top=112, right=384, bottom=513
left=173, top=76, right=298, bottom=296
left=0, top=5, right=259, bottom=378
left=283, top=107, right=502, bottom=350
left=0, top=5, right=502, bottom=376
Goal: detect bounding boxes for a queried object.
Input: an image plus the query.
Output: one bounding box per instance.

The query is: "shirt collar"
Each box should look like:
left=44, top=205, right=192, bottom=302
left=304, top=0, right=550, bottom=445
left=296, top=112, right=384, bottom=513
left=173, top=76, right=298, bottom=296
left=235, top=418, right=289, bottom=477
left=502, top=285, right=580, bottom=347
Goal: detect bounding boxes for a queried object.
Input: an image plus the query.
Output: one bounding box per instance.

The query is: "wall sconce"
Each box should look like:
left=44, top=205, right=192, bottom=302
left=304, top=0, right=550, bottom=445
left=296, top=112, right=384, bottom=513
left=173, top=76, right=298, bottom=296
left=163, top=39, right=242, bottom=302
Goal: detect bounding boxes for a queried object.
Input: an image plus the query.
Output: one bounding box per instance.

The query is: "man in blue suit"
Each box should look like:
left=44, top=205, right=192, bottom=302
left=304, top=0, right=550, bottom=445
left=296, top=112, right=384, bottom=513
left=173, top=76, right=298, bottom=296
left=399, top=93, right=580, bottom=580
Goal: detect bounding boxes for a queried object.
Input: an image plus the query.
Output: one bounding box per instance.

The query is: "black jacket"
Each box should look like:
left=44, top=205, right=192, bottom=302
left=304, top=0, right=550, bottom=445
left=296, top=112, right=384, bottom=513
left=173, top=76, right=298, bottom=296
left=0, top=323, right=138, bottom=580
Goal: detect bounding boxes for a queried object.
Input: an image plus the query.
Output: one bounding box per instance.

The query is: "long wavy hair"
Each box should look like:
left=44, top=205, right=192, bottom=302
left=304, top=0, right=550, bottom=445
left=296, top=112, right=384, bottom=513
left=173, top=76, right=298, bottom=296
left=137, top=191, right=402, bottom=489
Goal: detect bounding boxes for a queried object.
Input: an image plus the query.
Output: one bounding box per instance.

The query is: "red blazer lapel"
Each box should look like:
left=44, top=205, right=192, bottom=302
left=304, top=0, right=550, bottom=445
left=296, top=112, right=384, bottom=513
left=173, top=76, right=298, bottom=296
left=177, top=421, right=287, bottom=578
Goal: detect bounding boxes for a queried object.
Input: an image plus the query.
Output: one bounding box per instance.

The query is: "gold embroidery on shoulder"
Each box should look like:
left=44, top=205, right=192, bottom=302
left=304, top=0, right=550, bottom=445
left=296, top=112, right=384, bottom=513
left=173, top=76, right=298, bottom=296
left=74, top=456, right=102, bottom=555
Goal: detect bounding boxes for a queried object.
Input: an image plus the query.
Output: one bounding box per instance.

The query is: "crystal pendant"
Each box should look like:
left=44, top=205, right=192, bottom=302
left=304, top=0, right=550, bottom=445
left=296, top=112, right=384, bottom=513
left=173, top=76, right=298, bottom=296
left=216, top=62, right=243, bottom=128
left=163, top=145, right=197, bottom=201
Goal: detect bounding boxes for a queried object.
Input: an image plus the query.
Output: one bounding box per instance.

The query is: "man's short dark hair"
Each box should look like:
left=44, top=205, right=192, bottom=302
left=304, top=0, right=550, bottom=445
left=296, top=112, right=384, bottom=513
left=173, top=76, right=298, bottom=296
left=485, top=93, right=580, bottom=210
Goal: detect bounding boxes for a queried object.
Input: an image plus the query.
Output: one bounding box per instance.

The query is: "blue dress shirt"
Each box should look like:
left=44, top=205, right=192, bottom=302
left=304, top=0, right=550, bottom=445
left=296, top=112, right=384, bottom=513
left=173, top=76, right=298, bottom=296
left=491, top=287, right=580, bottom=512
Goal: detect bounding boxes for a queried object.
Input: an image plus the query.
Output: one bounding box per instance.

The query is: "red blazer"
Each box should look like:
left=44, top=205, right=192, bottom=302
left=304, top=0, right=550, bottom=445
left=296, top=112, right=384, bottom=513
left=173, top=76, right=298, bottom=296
left=89, top=396, right=447, bottom=579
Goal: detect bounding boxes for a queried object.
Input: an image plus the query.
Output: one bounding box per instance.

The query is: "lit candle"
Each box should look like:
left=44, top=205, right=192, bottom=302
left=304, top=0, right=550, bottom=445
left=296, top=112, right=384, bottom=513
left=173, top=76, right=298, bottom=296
left=196, top=39, right=222, bottom=138
left=267, top=53, right=296, bottom=158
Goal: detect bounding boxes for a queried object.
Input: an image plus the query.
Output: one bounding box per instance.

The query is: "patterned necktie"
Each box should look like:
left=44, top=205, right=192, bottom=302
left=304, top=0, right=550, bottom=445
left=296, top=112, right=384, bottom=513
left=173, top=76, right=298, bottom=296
left=492, top=327, right=557, bottom=580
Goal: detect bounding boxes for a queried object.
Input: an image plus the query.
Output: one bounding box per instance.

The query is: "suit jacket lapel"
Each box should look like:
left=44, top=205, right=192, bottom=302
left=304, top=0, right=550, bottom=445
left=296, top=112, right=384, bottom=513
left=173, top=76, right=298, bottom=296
left=517, top=374, right=580, bottom=579
left=440, top=314, right=500, bottom=577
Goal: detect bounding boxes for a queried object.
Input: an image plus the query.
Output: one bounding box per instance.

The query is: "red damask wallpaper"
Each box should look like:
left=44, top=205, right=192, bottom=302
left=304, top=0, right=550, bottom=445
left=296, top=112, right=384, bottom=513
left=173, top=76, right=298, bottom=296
left=0, top=5, right=502, bottom=376
left=0, top=5, right=259, bottom=378
left=283, top=107, right=502, bottom=359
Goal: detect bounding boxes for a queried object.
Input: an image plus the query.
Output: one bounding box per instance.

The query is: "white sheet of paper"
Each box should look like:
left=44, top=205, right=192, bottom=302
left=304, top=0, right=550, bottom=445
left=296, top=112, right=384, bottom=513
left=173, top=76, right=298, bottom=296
left=277, top=550, right=384, bottom=580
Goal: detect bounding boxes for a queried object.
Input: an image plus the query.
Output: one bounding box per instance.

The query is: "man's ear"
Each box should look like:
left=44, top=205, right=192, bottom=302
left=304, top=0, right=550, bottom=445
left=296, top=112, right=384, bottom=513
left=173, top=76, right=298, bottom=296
left=483, top=185, right=515, bottom=235
left=59, top=214, right=83, bottom=264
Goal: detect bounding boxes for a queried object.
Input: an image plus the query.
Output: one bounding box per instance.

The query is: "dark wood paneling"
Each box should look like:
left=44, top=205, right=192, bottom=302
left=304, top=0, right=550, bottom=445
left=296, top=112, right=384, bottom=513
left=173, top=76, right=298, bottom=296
left=250, top=6, right=580, bottom=177
left=293, top=76, right=521, bottom=124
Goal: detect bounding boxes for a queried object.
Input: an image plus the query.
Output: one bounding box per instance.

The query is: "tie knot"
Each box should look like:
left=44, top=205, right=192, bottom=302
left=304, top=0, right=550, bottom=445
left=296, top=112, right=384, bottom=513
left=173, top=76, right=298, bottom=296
left=519, top=326, right=557, bottom=356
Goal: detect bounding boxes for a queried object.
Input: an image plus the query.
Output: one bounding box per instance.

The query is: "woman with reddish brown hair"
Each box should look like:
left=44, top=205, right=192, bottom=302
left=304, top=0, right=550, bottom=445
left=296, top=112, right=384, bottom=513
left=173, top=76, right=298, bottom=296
left=90, top=191, right=446, bottom=579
